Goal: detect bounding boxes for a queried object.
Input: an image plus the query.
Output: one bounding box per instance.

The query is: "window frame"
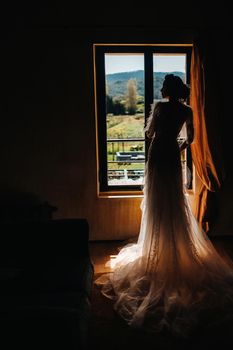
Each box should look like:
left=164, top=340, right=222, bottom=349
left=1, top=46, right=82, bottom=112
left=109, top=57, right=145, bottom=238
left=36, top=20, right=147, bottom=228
left=94, top=44, right=192, bottom=195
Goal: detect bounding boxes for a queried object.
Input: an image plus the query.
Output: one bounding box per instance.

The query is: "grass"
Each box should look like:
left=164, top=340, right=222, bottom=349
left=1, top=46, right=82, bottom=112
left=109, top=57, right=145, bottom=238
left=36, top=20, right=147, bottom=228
left=108, top=162, right=145, bottom=171
left=107, top=114, right=144, bottom=139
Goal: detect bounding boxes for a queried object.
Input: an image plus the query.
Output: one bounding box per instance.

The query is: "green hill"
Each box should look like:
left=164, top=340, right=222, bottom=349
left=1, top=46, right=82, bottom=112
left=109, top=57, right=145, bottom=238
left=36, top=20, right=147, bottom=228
left=106, top=71, right=185, bottom=99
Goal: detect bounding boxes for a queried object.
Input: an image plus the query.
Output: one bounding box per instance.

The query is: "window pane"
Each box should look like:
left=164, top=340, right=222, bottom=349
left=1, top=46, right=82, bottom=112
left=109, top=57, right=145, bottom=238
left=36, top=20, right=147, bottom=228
left=153, top=54, right=186, bottom=102
left=153, top=54, right=191, bottom=189
left=105, top=54, right=145, bottom=186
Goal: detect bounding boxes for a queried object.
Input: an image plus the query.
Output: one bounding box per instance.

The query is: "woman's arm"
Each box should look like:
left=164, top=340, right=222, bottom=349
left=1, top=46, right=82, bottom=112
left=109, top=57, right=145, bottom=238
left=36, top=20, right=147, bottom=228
left=144, top=102, right=161, bottom=139
left=179, top=109, right=194, bottom=151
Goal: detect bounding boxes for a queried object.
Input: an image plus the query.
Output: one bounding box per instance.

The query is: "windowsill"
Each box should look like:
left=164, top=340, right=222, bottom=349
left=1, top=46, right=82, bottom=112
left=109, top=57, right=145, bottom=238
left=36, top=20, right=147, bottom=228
left=98, top=190, right=143, bottom=198
left=98, top=188, right=194, bottom=198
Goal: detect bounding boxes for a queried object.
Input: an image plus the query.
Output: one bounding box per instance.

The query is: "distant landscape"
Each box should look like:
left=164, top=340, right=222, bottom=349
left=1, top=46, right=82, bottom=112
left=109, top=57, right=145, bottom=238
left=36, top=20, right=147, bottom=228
left=106, top=70, right=185, bottom=99
left=105, top=70, right=187, bottom=184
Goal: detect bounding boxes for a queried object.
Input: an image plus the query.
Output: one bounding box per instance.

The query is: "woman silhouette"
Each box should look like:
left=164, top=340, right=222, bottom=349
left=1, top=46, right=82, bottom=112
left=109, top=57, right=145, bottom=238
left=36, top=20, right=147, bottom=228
left=96, top=74, right=233, bottom=336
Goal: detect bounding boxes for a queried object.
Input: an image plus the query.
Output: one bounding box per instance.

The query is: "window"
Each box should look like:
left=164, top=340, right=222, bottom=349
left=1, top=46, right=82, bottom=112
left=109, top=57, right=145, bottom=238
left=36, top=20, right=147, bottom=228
left=94, top=45, right=192, bottom=194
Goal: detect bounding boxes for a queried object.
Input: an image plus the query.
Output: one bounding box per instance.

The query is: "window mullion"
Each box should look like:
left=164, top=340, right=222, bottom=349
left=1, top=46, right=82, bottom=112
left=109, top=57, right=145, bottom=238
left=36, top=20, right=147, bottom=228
left=95, top=48, right=108, bottom=192
left=144, top=50, right=154, bottom=161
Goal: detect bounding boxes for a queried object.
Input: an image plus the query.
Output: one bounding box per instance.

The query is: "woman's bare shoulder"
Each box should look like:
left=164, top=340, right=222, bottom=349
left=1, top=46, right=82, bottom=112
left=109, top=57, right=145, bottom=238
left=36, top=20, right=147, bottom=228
left=151, top=101, right=164, bottom=116
left=153, top=101, right=163, bottom=109
left=153, top=101, right=168, bottom=112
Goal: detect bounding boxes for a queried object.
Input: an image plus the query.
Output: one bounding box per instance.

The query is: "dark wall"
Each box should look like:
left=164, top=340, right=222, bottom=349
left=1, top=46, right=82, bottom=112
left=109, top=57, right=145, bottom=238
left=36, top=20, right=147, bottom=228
left=1, top=25, right=93, bottom=216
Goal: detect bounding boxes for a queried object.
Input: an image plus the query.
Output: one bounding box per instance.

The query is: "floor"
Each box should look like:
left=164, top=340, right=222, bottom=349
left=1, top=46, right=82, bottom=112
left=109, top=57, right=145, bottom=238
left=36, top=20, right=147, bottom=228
left=89, top=235, right=233, bottom=273
left=88, top=236, right=233, bottom=349
left=89, top=239, right=127, bottom=274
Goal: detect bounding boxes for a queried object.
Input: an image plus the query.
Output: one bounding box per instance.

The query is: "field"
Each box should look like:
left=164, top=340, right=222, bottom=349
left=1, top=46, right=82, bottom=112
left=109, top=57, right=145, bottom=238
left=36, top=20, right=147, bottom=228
left=107, top=114, right=144, bottom=139
left=107, top=114, right=145, bottom=171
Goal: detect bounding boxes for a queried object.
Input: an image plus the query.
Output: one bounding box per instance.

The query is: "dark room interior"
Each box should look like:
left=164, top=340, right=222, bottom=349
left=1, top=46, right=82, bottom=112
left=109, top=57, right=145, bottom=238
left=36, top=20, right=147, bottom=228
left=1, top=3, right=232, bottom=349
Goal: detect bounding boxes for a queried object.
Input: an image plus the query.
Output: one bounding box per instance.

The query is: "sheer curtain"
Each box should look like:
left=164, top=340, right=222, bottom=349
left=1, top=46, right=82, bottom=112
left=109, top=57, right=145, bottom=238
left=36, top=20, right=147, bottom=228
left=190, top=39, right=224, bottom=231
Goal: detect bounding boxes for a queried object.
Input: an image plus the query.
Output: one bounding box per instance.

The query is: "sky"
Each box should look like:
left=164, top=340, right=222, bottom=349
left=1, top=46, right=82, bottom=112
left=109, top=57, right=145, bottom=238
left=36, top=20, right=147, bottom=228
left=105, top=54, right=186, bottom=74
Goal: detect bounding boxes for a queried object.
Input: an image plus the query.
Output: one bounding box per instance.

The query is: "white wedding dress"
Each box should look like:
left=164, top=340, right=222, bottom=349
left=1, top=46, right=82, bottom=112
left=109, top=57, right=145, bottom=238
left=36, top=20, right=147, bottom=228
left=96, top=101, right=233, bottom=336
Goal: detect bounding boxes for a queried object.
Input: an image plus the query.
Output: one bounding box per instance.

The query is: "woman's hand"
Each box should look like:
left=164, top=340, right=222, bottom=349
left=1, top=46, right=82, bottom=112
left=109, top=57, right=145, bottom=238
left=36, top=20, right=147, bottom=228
left=179, top=108, right=194, bottom=152
left=179, top=140, right=189, bottom=152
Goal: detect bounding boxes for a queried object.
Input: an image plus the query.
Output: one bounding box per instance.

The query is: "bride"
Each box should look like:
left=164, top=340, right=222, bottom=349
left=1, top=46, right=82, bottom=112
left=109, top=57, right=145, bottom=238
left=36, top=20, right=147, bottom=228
left=96, top=74, right=233, bottom=336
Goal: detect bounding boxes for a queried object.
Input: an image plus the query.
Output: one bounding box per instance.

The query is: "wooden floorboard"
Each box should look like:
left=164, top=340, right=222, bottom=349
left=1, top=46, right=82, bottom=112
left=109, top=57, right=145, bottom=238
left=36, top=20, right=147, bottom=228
left=89, top=235, right=233, bottom=274
left=89, top=240, right=126, bottom=274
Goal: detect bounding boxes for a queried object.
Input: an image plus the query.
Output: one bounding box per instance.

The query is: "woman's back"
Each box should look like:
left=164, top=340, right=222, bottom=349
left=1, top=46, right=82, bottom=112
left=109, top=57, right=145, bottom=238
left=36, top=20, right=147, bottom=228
left=153, top=101, right=192, bottom=140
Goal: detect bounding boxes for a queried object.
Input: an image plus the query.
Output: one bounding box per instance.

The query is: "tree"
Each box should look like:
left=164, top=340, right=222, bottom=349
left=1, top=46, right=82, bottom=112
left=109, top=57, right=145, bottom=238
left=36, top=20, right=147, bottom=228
left=106, top=95, right=114, bottom=114
left=112, top=97, right=126, bottom=115
left=126, top=79, right=137, bottom=115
